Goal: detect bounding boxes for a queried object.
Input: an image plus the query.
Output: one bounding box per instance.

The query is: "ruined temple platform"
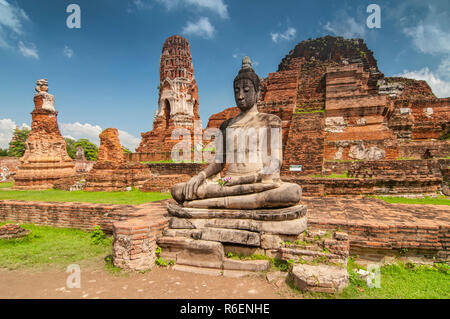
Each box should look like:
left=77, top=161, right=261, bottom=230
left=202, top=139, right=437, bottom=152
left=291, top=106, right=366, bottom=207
left=110, top=196, right=449, bottom=272
left=304, top=197, right=449, bottom=262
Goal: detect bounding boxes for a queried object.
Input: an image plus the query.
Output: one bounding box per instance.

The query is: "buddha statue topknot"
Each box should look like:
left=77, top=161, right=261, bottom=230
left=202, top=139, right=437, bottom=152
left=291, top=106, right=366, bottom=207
left=171, top=57, right=302, bottom=209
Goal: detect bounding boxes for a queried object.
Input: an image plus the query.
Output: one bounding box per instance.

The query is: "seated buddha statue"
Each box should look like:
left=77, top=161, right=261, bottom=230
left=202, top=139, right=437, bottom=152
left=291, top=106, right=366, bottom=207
left=172, top=57, right=301, bottom=209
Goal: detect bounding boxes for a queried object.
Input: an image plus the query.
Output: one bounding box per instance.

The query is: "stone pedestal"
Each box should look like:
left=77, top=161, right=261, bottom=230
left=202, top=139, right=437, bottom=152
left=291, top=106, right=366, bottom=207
left=156, top=203, right=307, bottom=274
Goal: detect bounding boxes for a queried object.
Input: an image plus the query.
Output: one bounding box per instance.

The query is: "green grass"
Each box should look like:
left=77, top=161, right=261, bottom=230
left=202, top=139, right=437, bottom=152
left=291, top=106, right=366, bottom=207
left=0, top=223, right=113, bottom=270
left=374, top=195, right=450, bottom=206
left=294, top=109, right=325, bottom=114
left=337, top=260, right=450, bottom=299
left=286, top=257, right=450, bottom=299
left=0, top=188, right=172, bottom=205
left=0, top=182, right=13, bottom=188
left=308, top=171, right=350, bottom=179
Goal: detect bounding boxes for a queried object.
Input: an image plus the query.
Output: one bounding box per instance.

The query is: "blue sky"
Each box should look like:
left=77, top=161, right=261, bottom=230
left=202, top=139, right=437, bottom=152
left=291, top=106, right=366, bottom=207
left=1, top=0, right=449, bottom=150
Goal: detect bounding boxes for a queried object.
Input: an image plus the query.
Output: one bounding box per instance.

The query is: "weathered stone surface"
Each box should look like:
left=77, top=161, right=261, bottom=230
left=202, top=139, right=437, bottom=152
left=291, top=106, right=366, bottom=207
left=169, top=214, right=307, bottom=235
left=260, top=234, right=298, bottom=249
left=157, top=236, right=224, bottom=269
left=201, top=227, right=260, bottom=246
left=223, top=259, right=270, bottom=272
left=167, top=203, right=307, bottom=221
left=266, top=271, right=288, bottom=284
left=173, top=264, right=222, bottom=276
left=163, top=227, right=260, bottom=246
left=290, top=264, right=349, bottom=293
left=14, top=79, right=76, bottom=190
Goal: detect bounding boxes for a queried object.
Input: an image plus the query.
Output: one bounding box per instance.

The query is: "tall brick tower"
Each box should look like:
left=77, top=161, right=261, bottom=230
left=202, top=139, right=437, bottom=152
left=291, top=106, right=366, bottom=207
left=137, top=35, right=201, bottom=154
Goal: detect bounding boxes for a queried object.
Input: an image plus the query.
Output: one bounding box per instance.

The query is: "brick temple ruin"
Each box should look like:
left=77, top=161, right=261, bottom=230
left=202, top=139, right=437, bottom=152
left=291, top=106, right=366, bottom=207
left=84, top=128, right=151, bottom=191
left=133, top=35, right=449, bottom=197
left=13, top=79, right=76, bottom=190
left=135, top=35, right=202, bottom=160
left=1, top=35, right=449, bottom=291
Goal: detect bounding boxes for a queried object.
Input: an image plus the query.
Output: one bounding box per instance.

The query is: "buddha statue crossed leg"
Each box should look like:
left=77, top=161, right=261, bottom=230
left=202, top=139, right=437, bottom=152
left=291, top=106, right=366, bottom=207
left=171, top=57, right=301, bottom=209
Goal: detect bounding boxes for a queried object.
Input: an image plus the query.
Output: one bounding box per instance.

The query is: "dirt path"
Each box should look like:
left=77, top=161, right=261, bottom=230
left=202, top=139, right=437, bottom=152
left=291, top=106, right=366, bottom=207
left=0, top=264, right=298, bottom=299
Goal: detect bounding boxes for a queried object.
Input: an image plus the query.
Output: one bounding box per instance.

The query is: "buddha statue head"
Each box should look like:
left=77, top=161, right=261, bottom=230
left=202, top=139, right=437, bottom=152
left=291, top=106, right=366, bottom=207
left=233, top=56, right=260, bottom=112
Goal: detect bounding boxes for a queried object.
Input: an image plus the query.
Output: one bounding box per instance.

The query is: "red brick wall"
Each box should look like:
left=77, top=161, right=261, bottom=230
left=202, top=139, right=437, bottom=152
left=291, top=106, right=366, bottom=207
left=282, top=113, right=324, bottom=176
left=0, top=200, right=140, bottom=233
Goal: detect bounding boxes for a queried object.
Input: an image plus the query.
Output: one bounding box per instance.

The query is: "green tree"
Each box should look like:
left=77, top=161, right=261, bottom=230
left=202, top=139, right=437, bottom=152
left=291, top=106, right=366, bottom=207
left=65, top=137, right=77, bottom=159
left=8, top=127, right=30, bottom=157
left=74, top=138, right=98, bottom=161
left=0, top=148, right=8, bottom=156
left=123, top=147, right=131, bottom=154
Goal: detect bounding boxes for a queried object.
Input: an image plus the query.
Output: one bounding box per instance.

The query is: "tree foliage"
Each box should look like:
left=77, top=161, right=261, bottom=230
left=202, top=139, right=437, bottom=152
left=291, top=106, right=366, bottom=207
left=65, top=138, right=77, bottom=159
left=0, top=148, right=8, bottom=157
left=8, top=127, right=30, bottom=157
left=74, top=138, right=98, bottom=161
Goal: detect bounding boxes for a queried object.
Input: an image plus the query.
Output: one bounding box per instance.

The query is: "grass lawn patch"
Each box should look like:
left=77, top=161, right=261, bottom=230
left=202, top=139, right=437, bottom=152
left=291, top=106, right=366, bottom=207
left=374, top=196, right=450, bottom=206
left=0, top=182, right=13, bottom=188
left=290, top=258, right=449, bottom=299
left=0, top=188, right=171, bottom=205
left=0, top=224, right=112, bottom=270
left=337, top=260, right=450, bottom=299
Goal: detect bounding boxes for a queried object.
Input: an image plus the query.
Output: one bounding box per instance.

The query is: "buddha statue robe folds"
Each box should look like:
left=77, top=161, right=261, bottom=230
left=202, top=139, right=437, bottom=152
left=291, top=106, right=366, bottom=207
left=171, top=57, right=301, bottom=209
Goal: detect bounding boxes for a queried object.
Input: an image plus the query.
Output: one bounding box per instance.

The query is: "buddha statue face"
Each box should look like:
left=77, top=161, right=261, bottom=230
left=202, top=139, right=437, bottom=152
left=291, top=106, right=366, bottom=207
left=234, top=78, right=259, bottom=112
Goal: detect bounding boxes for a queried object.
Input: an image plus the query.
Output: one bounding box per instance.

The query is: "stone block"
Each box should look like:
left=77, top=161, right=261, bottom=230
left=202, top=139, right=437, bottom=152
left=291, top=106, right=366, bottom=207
left=157, top=236, right=224, bottom=269
left=200, top=228, right=260, bottom=246
left=223, top=259, right=270, bottom=272
left=290, top=264, right=349, bottom=293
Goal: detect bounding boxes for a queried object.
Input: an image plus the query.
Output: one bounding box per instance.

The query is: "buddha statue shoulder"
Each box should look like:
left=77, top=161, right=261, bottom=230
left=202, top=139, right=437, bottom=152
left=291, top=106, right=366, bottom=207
left=171, top=57, right=301, bottom=209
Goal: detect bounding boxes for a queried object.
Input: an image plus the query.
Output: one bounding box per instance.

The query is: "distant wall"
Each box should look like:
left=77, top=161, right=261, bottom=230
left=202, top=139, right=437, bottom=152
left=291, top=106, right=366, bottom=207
left=146, top=163, right=206, bottom=176
left=0, top=157, right=20, bottom=181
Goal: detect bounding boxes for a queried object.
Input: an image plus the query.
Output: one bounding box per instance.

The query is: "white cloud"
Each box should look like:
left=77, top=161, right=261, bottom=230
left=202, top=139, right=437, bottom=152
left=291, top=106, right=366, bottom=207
left=270, top=27, right=296, bottom=43
left=156, top=0, right=228, bottom=19
left=118, top=130, right=140, bottom=151
left=0, top=118, right=16, bottom=149
left=438, top=57, right=450, bottom=79
left=397, top=67, right=450, bottom=98
left=18, top=40, right=38, bottom=59
left=60, top=122, right=103, bottom=146
left=60, top=122, right=140, bottom=151
left=0, top=119, right=140, bottom=152
left=401, top=6, right=450, bottom=56
left=63, top=45, right=74, bottom=58
left=0, top=119, right=29, bottom=149
left=182, top=17, right=215, bottom=39
left=323, top=16, right=366, bottom=39
left=132, top=0, right=152, bottom=10
left=0, top=0, right=30, bottom=49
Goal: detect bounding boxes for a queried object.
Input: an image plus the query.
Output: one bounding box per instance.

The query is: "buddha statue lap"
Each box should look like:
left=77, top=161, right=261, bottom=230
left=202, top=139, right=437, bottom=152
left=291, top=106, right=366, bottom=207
left=171, top=57, right=301, bottom=209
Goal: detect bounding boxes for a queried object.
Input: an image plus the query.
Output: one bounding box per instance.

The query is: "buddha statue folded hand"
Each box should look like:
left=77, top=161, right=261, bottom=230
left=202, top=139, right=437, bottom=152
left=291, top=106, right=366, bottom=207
left=172, top=57, right=301, bottom=209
